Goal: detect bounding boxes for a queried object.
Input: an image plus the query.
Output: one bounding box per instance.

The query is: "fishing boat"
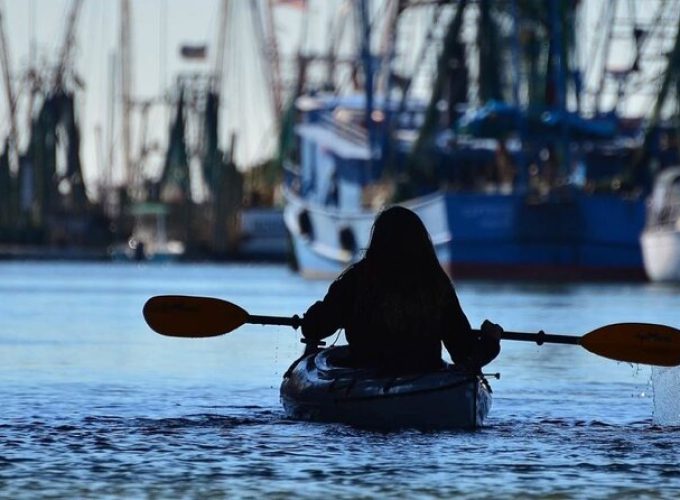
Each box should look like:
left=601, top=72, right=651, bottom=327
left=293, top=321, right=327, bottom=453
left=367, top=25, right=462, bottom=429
left=283, top=95, right=648, bottom=280
left=641, top=167, right=680, bottom=282
left=278, top=1, right=680, bottom=281
left=280, top=345, right=492, bottom=430
left=109, top=202, right=185, bottom=262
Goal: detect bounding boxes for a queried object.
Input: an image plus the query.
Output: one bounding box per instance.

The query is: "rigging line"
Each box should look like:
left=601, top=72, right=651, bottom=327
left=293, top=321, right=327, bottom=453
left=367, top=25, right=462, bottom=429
left=336, top=64, right=355, bottom=95
left=595, top=0, right=619, bottom=113
left=645, top=6, right=678, bottom=58
left=326, top=0, right=352, bottom=94
left=583, top=0, right=611, bottom=104
left=232, top=6, right=245, bottom=166
left=29, top=0, right=36, bottom=68
left=250, top=0, right=278, bottom=124
left=159, top=0, right=167, bottom=98
left=375, top=0, right=400, bottom=97
left=638, top=0, right=676, bottom=51
left=297, top=0, right=310, bottom=58
left=249, top=8, right=268, bottom=166
left=618, top=0, right=675, bottom=107
left=247, top=2, right=273, bottom=160
left=396, top=4, right=444, bottom=117
left=368, top=0, right=392, bottom=36
left=214, top=0, right=231, bottom=101
left=82, top=0, right=102, bottom=115
left=218, top=0, right=232, bottom=152
left=253, top=120, right=276, bottom=161
left=49, top=1, right=68, bottom=58
left=224, top=4, right=237, bottom=151
left=97, top=1, right=109, bottom=122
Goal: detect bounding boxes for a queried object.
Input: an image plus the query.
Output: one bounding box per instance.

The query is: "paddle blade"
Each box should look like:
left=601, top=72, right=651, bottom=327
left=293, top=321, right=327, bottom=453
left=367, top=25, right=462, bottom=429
left=143, top=295, right=248, bottom=337
left=581, top=323, right=680, bottom=367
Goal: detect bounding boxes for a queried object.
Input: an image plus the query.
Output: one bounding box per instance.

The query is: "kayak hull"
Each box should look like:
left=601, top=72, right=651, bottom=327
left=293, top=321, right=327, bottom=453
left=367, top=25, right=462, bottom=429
left=280, top=346, right=492, bottom=430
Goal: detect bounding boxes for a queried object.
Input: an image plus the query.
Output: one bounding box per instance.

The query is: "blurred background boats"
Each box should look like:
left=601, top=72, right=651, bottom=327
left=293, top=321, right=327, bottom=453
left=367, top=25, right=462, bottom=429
left=108, top=202, right=185, bottom=262
left=0, top=0, right=281, bottom=262
left=1, top=1, right=680, bottom=281
left=280, top=0, right=680, bottom=281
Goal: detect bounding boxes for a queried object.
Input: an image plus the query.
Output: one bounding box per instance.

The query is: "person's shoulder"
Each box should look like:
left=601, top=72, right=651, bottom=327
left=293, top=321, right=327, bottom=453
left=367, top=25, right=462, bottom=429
left=333, top=260, right=371, bottom=290
left=335, top=260, right=365, bottom=284
left=432, top=265, right=453, bottom=288
left=435, top=271, right=458, bottom=300
left=325, top=260, right=365, bottom=300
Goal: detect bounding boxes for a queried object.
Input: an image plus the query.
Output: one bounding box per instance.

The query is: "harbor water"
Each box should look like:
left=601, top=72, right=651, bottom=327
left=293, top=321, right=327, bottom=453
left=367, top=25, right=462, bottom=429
left=2, top=262, right=680, bottom=498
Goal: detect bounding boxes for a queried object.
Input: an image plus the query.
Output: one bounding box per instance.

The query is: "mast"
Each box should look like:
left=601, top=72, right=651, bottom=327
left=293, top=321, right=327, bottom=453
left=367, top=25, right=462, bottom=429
left=509, top=0, right=521, bottom=106
left=214, top=0, right=229, bottom=95
left=120, top=0, right=133, bottom=193
left=549, top=0, right=570, bottom=177
left=477, top=0, right=502, bottom=103
left=376, top=0, right=400, bottom=97
left=250, top=0, right=283, bottom=128
left=410, top=0, right=468, bottom=170
left=26, top=0, right=38, bottom=141
left=53, top=0, right=84, bottom=91
left=105, top=51, right=117, bottom=214
left=264, top=0, right=283, bottom=121
left=359, top=0, right=376, bottom=157
left=593, top=0, right=617, bottom=114
left=0, top=5, right=19, bottom=173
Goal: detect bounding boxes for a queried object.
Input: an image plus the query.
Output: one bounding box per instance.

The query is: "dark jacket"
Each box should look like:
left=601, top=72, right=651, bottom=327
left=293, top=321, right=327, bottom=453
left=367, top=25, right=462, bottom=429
left=302, top=260, right=499, bottom=372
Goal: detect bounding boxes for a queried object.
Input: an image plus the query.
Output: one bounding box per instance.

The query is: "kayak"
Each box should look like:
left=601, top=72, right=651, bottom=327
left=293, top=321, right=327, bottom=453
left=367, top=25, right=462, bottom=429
left=280, top=345, right=492, bottom=430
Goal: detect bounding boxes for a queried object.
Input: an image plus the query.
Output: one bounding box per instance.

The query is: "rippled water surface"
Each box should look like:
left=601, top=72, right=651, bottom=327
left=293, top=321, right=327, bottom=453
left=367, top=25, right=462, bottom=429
left=2, top=262, right=680, bottom=498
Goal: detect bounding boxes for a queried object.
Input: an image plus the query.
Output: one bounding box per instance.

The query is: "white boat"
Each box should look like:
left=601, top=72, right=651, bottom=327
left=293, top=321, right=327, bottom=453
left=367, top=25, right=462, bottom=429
left=284, top=185, right=451, bottom=279
left=640, top=167, right=680, bottom=282
left=110, top=237, right=185, bottom=263
left=110, top=202, right=185, bottom=262
left=280, top=345, right=492, bottom=430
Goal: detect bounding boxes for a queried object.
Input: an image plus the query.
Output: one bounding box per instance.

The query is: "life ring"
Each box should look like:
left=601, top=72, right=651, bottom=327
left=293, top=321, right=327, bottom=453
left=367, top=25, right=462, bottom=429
left=298, top=210, right=314, bottom=239
left=339, top=226, right=357, bottom=254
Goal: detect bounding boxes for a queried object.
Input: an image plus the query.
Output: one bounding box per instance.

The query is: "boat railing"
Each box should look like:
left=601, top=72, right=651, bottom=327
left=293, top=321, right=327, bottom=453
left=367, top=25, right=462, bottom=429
left=647, top=200, right=680, bottom=227
left=319, top=113, right=369, bottom=145
left=282, top=159, right=300, bottom=191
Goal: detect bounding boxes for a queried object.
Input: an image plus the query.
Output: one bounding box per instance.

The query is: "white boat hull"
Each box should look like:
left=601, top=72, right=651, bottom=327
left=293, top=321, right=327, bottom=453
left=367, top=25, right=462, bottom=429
left=283, top=188, right=451, bottom=279
left=641, top=228, right=680, bottom=282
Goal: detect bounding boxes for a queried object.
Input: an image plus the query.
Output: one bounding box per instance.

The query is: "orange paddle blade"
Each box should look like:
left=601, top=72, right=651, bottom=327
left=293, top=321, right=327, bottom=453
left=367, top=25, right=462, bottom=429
left=581, top=323, right=680, bottom=367
left=143, top=295, right=248, bottom=337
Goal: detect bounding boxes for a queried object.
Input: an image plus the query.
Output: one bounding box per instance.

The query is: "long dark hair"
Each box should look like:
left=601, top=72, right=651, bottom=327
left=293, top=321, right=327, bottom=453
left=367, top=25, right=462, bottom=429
left=355, top=206, right=452, bottom=339
left=363, top=206, right=448, bottom=290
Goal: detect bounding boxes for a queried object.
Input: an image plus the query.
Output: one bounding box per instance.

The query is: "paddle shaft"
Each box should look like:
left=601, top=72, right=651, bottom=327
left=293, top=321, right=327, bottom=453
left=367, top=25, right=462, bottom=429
left=247, top=313, right=576, bottom=345
left=500, top=330, right=579, bottom=345
left=248, top=314, right=302, bottom=329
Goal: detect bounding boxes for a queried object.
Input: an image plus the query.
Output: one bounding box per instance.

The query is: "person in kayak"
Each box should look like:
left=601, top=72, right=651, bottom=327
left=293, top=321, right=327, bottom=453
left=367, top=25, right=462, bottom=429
left=301, top=206, right=501, bottom=373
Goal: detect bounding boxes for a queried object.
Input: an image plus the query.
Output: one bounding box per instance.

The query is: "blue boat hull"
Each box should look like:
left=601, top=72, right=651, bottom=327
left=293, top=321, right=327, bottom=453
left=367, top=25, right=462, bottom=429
left=443, top=191, right=646, bottom=280
left=285, top=189, right=646, bottom=281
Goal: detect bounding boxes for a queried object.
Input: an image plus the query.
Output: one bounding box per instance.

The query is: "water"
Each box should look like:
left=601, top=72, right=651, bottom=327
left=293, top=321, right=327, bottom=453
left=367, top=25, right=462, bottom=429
left=653, top=367, right=680, bottom=426
left=1, top=262, right=680, bottom=498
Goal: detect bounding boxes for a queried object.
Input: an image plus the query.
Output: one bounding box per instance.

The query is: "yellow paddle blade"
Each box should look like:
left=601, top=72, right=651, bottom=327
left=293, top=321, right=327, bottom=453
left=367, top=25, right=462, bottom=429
left=143, top=295, right=248, bottom=337
left=581, top=323, right=680, bottom=367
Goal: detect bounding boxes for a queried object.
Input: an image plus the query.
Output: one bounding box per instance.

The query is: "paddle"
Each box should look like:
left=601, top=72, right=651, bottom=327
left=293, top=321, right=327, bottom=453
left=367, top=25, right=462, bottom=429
left=143, top=295, right=680, bottom=367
